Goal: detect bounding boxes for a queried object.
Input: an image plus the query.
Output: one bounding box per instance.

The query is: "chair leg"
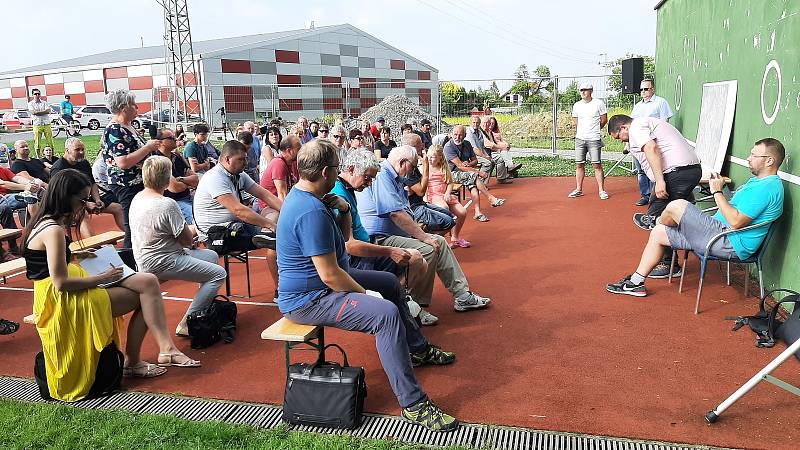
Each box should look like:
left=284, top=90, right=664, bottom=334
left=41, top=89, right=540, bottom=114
left=679, top=250, right=689, bottom=293
left=695, top=258, right=708, bottom=314
left=244, top=251, right=252, bottom=298
left=757, top=263, right=765, bottom=300
left=223, top=255, right=232, bottom=297
left=744, top=263, right=750, bottom=298
left=668, top=250, right=676, bottom=284
left=726, top=261, right=731, bottom=286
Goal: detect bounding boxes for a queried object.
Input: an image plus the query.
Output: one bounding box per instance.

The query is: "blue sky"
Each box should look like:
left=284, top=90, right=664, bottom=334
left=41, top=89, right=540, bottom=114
left=3, top=0, right=657, bottom=81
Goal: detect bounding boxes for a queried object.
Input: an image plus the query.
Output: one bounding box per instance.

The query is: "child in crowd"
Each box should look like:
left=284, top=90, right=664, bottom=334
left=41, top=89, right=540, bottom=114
left=426, top=145, right=469, bottom=248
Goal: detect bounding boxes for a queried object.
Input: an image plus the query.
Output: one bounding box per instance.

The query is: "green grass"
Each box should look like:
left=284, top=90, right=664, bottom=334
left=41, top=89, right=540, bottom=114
left=515, top=155, right=635, bottom=178
left=0, top=398, right=464, bottom=450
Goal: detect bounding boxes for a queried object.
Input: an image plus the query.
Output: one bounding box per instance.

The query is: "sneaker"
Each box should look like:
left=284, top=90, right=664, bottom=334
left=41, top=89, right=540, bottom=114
left=454, top=291, right=490, bottom=311
left=401, top=399, right=459, bottom=432
left=14, top=191, right=38, bottom=205
left=509, top=163, right=523, bottom=173
left=498, top=178, right=513, bottom=184
left=606, top=275, right=647, bottom=297
left=410, top=344, right=455, bottom=367
left=567, top=189, right=584, bottom=198
left=633, top=213, right=657, bottom=231
left=251, top=231, right=277, bottom=249
left=418, top=308, right=439, bottom=326
left=599, top=190, right=610, bottom=200
left=647, top=262, right=682, bottom=279
left=635, top=196, right=650, bottom=206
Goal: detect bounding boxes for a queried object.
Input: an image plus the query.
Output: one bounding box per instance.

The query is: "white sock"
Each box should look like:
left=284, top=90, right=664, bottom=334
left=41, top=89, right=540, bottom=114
left=630, top=272, right=646, bottom=285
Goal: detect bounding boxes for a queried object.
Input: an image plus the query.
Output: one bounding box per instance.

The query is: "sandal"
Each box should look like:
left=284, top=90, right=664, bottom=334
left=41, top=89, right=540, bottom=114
left=455, top=239, right=472, bottom=248
left=158, top=352, right=201, bottom=368
left=0, top=318, right=20, bottom=335
left=123, top=362, right=167, bottom=378
left=175, top=324, right=190, bottom=338
left=474, top=214, right=490, bottom=222
left=490, top=198, right=505, bottom=207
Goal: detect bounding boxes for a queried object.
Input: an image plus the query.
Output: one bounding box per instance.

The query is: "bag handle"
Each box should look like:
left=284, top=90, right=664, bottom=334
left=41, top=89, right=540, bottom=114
left=767, top=293, right=800, bottom=341
left=301, top=343, right=350, bottom=377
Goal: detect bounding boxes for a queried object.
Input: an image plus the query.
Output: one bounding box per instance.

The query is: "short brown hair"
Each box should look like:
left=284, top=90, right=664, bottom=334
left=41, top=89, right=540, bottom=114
left=298, top=139, right=338, bottom=182
left=755, top=138, right=786, bottom=166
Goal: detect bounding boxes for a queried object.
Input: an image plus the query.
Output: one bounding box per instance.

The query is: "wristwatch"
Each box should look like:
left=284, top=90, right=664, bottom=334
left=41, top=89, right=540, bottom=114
left=178, top=176, right=184, bottom=184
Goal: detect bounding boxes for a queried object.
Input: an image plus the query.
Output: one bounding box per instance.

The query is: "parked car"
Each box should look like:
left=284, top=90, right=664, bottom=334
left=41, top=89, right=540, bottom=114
left=49, top=105, right=62, bottom=122
left=1, top=110, right=33, bottom=130
left=73, top=105, right=113, bottom=130
left=131, top=109, right=205, bottom=131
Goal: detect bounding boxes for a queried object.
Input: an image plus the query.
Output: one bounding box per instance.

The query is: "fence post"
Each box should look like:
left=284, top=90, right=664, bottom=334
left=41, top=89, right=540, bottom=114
left=551, top=76, right=559, bottom=155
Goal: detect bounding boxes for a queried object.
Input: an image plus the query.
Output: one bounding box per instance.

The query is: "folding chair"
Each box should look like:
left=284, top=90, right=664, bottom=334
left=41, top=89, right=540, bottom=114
left=706, top=290, right=800, bottom=423
left=670, top=215, right=777, bottom=314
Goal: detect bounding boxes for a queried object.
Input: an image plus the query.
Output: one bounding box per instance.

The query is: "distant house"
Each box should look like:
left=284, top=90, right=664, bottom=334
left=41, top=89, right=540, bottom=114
left=500, top=89, right=524, bottom=106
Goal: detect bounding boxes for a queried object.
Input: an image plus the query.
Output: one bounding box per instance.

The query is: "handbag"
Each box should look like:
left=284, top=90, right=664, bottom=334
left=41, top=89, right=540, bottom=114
left=283, top=344, right=367, bottom=430
left=34, top=341, right=124, bottom=401
left=186, top=295, right=237, bottom=349
left=728, top=288, right=800, bottom=359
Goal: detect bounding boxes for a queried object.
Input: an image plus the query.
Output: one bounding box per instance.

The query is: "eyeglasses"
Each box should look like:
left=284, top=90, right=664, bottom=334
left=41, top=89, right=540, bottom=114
left=332, top=134, right=343, bottom=139
left=640, top=87, right=652, bottom=91
left=579, top=89, right=591, bottom=92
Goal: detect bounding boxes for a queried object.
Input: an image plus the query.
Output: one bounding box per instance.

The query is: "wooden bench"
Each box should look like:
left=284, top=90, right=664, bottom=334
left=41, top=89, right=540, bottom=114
left=261, top=317, right=325, bottom=371
left=69, top=230, right=125, bottom=251
left=0, top=257, right=26, bottom=283
left=0, top=228, right=22, bottom=241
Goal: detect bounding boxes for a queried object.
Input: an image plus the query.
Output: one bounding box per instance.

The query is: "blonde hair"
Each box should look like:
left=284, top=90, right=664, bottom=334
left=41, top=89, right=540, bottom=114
left=427, top=145, right=453, bottom=184
left=142, top=155, right=172, bottom=191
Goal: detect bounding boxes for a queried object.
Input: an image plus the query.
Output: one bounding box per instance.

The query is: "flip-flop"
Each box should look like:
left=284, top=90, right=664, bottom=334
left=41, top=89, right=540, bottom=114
left=456, top=239, right=472, bottom=248
left=474, top=214, right=490, bottom=222
left=491, top=198, right=506, bottom=207
left=175, top=325, right=190, bottom=338
left=158, top=352, right=201, bottom=368
left=123, top=362, right=167, bottom=378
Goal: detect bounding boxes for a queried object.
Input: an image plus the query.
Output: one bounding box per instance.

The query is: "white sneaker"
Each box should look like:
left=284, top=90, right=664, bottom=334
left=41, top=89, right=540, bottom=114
left=418, top=308, right=439, bottom=326
left=454, top=291, right=491, bottom=312
left=599, top=190, right=610, bottom=200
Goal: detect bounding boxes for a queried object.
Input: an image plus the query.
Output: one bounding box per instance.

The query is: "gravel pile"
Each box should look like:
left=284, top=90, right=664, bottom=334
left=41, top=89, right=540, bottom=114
left=355, top=95, right=449, bottom=139
left=502, top=111, right=575, bottom=140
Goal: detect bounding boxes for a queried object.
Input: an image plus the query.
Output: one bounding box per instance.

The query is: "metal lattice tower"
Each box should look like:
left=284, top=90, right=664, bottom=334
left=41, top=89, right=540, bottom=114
left=157, top=0, right=200, bottom=123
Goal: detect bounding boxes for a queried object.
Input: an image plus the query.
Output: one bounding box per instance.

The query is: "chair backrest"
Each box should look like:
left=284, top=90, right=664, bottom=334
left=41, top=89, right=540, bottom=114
left=751, top=220, right=779, bottom=263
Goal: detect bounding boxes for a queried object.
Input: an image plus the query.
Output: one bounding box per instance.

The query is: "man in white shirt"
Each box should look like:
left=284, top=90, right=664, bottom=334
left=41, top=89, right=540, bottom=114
left=27, top=89, right=54, bottom=159
left=569, top=82, right=608, bottom=199
left=630, top=79, right=674, bottom=206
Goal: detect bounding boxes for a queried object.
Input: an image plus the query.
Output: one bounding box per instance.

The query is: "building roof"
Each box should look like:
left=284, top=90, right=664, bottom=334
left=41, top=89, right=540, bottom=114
left=0, top=24, right=437, bottom=77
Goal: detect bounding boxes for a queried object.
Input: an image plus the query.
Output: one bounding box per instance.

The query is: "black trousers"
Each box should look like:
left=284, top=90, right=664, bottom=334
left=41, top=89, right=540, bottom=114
left=647, top=164, right=702, bottom=218
left=109, top=184, right=144, bottom=248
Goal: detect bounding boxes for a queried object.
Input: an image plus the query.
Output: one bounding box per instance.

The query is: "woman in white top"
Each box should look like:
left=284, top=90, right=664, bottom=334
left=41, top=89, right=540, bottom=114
left=129, top=156, right=227, bottom=337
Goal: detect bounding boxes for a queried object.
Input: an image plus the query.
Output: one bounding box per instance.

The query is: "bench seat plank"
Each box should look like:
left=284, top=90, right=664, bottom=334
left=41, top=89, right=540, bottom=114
left=0, top=229, right=22, bottom=240
left=0, top=258, right=26, bottom=278
left=261, top=317, right=319, bottom=342
left=69, top=231, right=125, bottom=251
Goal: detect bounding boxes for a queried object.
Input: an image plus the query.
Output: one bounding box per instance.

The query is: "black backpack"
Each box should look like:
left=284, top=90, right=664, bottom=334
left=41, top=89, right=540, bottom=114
left=186, top=295, right=237, bottom=349
left=34, top=341, right=124, bottom=401
left=728, top=288, right=800, bottom=359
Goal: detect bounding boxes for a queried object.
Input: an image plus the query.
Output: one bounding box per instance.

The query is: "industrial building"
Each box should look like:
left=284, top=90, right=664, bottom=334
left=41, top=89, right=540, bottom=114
left=0, top=24, right=439, bottom=124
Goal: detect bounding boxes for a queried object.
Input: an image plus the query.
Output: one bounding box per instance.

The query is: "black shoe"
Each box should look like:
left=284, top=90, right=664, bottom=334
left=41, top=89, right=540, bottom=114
left=251, top=231, right=276, bottom=249
left=498, top=178, right=513, bottom=184
left=606, top=275, right=647, bottom=297
left=647, top=262, right=682, bottom=279
left=633, top=213, right=657, bottom=231
left=635, top=196, right=650, bottom=206
left=410, top=344, right=455, bottom=367
left=401, top=399, right=459, bottom=432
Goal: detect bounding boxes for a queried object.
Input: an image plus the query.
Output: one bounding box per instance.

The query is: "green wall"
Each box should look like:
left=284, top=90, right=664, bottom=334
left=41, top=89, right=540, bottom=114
left=655, top=0, right=800, bottom=293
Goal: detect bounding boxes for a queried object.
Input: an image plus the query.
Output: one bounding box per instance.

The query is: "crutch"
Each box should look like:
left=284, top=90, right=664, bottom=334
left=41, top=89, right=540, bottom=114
left=706, top=337, right=800, bottom=423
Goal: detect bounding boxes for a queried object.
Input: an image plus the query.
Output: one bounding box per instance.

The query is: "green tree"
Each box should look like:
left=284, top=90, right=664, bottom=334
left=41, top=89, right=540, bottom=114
left=441, top=81, right=466, bottom=115
left=558, top=80, right=581, bottom=110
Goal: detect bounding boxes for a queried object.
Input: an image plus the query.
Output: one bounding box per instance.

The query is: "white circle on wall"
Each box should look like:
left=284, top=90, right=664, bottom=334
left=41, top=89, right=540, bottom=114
left=675, top=75, right=682, bottom=111
left=761, top=59, right=781, bottom=125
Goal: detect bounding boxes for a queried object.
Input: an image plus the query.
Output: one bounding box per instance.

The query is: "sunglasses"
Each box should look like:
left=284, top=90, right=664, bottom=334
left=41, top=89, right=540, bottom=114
left=319, top=129, right=329, bottom=133
left=640, top=87, right=652, bottom=91
left=332, top=134, right=344, bottom=139
left=161, top=136, right=176, bottom=141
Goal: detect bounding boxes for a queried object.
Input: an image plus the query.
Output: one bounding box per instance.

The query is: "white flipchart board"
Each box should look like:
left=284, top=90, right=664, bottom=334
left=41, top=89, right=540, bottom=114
left=694, top=80, right=738, bottom=177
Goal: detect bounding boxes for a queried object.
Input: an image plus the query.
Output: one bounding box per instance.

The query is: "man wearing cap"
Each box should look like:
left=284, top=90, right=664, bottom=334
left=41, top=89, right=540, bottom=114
left=27, top=89, right=54, bottom=159
left=569, top=82, right=608, bottom=200
left=630, top=79, right=673, bottom=206
left=370, top=116, right=386, bottom=140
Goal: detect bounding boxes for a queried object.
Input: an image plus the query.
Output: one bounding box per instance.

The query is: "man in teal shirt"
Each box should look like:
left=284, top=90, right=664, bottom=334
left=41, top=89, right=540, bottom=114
left=60, top=95, right=74, bottom=121
left=607, top=138, right=785, bottom=297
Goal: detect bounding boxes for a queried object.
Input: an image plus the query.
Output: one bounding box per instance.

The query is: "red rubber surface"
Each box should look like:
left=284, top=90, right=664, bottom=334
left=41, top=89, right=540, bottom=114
left=0, top=177, right=797, bottom=449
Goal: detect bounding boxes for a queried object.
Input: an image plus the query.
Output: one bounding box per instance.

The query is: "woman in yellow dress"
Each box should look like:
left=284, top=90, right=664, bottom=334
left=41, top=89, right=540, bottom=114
left=23, top=168, right=200, bottom=402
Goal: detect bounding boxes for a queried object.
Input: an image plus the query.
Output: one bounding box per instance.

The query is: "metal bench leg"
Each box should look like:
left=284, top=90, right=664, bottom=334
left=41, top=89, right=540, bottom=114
left=223, top=254, right=232, bottom=297
left=244, top=252, right=251, bottom=298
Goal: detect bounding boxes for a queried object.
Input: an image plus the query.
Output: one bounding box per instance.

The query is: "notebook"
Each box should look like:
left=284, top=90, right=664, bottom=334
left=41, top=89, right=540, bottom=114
left=78, top=245, right=136, bottom=288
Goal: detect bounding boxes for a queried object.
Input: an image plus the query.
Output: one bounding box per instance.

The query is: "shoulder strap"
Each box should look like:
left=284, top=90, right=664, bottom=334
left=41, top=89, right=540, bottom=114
left=25, top=219, right=60, bottom=248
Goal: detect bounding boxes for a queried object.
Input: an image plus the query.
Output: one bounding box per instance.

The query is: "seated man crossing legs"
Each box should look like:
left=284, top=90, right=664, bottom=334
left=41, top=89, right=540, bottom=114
left=607, top=138, right=785, bottom=297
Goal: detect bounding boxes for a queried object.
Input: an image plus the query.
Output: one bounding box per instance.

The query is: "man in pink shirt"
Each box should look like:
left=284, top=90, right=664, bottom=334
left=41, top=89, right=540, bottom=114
left=609, top=114, right=701, bottom=278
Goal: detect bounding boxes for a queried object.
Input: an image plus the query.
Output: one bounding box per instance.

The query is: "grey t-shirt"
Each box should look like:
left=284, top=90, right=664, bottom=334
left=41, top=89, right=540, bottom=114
left=193, top=164, right=256, bottom=241
left=130, top=194, right=186, bottom=273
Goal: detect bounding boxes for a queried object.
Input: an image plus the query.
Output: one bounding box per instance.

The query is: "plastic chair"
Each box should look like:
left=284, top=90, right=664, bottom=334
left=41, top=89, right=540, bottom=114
left=670, top=219, right=777, bottom=314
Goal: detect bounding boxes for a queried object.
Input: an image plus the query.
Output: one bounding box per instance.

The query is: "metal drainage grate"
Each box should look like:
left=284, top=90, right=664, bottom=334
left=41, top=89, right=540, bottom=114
left=0, top=376, right=729, bottom=450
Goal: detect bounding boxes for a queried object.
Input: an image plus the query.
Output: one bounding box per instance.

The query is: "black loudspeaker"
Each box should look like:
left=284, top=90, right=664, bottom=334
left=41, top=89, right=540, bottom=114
left=621, top=58, right=644, bottom=94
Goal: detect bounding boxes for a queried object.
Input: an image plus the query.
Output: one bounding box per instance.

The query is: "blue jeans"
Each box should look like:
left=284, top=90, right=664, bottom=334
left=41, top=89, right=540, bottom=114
left=175, top=196, right=194, bottom=225
left=633, top=158, right=651, bottom=198
left=0, top=195, right=25, bottom=229
left=285, top=268, right=429, bottom=408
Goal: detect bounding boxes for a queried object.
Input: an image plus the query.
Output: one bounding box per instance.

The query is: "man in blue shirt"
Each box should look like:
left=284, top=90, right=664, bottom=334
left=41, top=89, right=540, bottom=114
left=277, top=139, right=459, bottom=432
left=332, top=149, right=437, bottom=325
left=607, top=138, right=785, bottom=297
left=60, top=95, right=75, bottom=122
left=630, top=79, right=674, bottom=206
left=355, top=145, right=491, bottom=312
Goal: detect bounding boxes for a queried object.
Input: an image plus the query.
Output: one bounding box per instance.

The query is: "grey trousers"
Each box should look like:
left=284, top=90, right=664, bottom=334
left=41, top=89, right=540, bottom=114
left=155, top=248, right=227, bottom=317
left=285, top=268, right=428, bottom=408
left=477, top=153, right=509, bottom=181
left=374, top=234, right=469, bottom=306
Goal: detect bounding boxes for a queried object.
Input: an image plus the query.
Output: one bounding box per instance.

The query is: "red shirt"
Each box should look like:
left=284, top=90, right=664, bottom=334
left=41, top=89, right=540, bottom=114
left=259, top=156, right=298, bottom=208
left=0, top=166, right=17, bottom=195
left=369, top=123, right=382, bottom=140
